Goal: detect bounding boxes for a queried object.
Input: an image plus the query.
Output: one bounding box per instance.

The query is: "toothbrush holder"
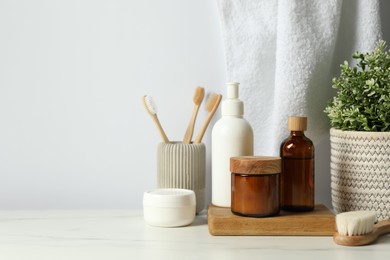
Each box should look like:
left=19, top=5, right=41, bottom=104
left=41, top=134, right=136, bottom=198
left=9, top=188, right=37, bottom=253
left=157, top=142, right=206, bottom=213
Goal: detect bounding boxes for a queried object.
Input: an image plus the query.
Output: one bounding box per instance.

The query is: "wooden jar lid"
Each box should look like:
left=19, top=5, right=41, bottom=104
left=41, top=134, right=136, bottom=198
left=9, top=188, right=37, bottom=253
left=230, top=156, right=281, bottom=175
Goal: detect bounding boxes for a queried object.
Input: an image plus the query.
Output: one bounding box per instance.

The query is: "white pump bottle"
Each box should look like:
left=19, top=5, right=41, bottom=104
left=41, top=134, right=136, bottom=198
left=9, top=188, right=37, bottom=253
left=211, top=82, right=254, bottom=207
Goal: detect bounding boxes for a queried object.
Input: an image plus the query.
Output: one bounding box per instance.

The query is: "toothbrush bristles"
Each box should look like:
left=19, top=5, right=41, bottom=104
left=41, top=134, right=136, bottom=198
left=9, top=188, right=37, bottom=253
left=143, top=95, right=157, bottom=115
left=193, top=87, right=205, bottom=104
left=206, top=93, right=219, bottom=111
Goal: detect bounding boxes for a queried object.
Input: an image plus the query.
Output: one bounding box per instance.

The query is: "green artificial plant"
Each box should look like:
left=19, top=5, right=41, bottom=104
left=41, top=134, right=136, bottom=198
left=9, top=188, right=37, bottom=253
left=324, top=40, right=390, bottom=131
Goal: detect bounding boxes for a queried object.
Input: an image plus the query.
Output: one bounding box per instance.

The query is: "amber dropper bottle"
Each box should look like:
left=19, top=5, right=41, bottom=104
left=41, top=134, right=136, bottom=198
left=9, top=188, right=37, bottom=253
left=280, top=116, right=314, bottom=212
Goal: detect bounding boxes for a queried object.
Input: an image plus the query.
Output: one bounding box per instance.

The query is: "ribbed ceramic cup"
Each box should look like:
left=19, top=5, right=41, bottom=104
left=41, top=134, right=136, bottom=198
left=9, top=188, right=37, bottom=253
left=157, top=142, right=205, bottom=213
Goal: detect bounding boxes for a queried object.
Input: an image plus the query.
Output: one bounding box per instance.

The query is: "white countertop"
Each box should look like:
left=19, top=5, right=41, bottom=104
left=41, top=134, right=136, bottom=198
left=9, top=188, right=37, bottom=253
left=0, top=210, right=389, bottom=260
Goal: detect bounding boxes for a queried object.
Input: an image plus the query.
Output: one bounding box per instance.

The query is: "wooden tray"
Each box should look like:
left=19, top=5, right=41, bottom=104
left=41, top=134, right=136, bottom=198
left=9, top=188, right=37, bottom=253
left=208, top=204, right=335, bottom=236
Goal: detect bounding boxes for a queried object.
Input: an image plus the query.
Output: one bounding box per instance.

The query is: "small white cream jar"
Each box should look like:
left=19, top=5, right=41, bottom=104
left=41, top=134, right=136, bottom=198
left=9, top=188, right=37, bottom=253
left=143, top=188, right=196, bottom=227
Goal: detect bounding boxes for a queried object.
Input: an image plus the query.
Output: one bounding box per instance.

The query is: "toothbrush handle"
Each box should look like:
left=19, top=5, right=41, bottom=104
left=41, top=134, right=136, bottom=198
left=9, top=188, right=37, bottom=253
left=152, top=115, right=169, bottom=143
left=194, top=95, right=221, bottom=144
left=183, top=105, right=200, bottom=144
left=193, top=113, right=212, bottom=144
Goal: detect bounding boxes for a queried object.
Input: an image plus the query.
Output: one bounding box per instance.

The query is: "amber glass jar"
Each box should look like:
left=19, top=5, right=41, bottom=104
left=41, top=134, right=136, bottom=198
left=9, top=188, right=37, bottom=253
left=280, top=116, right=314, bottom=212
left=231, top=156, right=281, bottom=217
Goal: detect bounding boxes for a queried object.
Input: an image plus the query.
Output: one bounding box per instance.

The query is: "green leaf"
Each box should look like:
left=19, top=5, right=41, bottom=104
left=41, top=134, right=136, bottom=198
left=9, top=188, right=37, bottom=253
left=324, top=40, right=390, bottom=131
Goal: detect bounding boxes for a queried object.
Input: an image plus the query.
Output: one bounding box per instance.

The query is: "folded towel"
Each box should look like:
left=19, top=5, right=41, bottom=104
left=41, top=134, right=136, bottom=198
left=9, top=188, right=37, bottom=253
left=216, top=0, right=382, bottom=155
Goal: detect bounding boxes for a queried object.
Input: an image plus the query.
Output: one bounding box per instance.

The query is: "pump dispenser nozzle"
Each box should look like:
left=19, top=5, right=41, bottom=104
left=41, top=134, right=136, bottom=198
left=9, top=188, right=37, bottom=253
left=222, top=82, right=244, bottom=116
left=227, top=82, right=239, bottom=99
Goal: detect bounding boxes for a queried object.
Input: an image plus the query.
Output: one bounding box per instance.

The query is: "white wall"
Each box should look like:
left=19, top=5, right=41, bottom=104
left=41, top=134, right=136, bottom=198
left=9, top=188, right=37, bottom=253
left=0, top=0, right=389, bottom=209
left=0, top=0, right=226, bottom=209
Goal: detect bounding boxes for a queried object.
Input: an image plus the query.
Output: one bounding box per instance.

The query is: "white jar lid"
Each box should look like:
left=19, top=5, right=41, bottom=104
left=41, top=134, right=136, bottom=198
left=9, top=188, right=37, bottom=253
left=143, top=188, right=196, bottom=208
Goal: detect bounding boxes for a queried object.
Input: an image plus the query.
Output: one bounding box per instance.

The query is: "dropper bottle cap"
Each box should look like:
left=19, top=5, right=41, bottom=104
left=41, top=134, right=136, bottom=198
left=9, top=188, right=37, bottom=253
left=288, top=116, right=307, bottom=131
left=221, top=82, right=244, bottom=116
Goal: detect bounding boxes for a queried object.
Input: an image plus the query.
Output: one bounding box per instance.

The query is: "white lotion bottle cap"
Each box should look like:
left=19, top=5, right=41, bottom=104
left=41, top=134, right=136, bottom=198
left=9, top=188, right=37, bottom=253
left=222, top=82, right=244, bottom=116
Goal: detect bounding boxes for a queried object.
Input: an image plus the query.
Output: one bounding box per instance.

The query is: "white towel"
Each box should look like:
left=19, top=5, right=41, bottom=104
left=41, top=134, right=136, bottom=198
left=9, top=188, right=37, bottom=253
left=216, top=0, right=382, bottom=155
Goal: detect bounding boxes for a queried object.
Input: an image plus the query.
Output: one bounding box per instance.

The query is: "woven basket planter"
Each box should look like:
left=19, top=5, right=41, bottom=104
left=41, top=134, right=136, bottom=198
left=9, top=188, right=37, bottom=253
left=330, top=128, right=390, bottom=221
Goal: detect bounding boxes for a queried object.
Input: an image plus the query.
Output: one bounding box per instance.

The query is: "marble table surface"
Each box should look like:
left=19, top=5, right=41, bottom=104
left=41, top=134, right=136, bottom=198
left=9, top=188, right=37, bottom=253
left=0, top=210, right=389, bottom=260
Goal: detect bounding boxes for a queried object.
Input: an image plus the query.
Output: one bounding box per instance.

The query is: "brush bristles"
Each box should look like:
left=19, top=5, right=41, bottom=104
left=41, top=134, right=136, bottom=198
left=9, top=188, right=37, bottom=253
left=193, top=87, right=205, bottom=104
left=143, top=95, right=157, bottom=115
left=206, top=93, right=221, bottom=111
left=336, top=211, right=377, bottom=236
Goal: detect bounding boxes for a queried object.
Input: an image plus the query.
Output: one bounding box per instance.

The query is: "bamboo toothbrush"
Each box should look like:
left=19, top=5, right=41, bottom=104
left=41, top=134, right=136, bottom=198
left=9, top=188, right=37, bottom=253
left=333, top=211, right=390, bottom=246
left=193, top=93, right=222, bottom=144
left=142, top=95, right=170, bottom=143
left=183, top=87, right=205, bottom=144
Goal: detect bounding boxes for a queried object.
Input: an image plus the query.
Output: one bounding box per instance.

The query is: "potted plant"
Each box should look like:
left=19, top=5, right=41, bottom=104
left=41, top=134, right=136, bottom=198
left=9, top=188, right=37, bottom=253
left=324, top=40, right=390, bottom=221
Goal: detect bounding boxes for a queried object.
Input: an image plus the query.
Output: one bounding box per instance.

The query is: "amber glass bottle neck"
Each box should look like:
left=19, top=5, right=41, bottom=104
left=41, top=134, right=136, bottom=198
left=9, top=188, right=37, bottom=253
left=290, top=131, right=305, bottom=137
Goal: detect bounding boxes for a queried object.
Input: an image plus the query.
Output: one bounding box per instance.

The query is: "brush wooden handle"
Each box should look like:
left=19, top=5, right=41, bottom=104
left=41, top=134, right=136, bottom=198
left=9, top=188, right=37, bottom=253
left=333, top=220, right=390, bottom=246
left=182, top=104, right=201, bottom=144
left=376, top=219, right=390, bottom=237
left=152, top=114, right=169, bottom=143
